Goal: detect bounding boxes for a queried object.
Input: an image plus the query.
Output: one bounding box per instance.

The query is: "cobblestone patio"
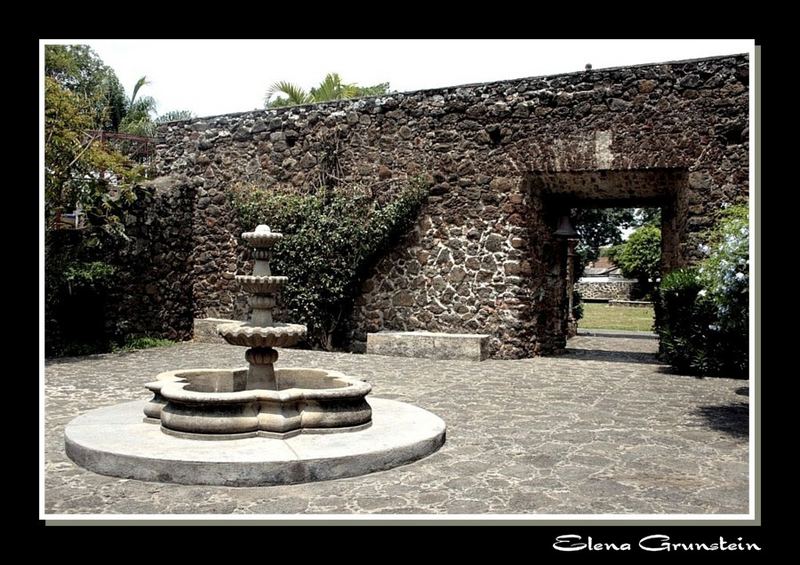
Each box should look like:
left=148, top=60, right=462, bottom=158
left=44, top=335, right=749, bottom=515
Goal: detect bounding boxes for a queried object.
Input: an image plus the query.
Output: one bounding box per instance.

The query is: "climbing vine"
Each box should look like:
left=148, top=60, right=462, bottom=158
left=229, top=178, right=429, bottom=349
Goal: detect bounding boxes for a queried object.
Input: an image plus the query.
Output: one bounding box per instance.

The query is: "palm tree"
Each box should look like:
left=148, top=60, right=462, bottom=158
left=265, top=81, right=312, bottom=107
left=119, top=76, right=158, bottom=137
left=265, top=73, right=389, bottom=108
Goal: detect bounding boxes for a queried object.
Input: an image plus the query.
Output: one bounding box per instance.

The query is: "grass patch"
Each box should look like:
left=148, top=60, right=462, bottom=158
left=114, top=336, right=175, bottom=352
left=579, top=303, right=655, bottom=332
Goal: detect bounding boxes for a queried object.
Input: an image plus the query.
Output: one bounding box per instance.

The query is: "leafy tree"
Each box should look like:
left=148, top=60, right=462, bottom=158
left=608, top=225, right=662, bottom=297
left=572, top=207, right=661, bottom=262
left=45, top=45, right=147, bottom=356
left=352, top=82, right=391, bottom=97
left=265, top=73, right=391, bottom=108
left=572, top=208, right=636, bottom=262
left=635, top=207, right=661, bottom=227
left=156, top=110, right=194, bottom=123
left=45, top=45, right=107, bottom=93
left=45, top=45, right=127, bottom=132
left=45, top=49, right=142, bottom=236
left=45, top=46, right=194, bottom=228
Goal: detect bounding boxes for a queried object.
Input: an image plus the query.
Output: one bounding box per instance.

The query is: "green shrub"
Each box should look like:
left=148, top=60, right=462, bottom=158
left=657, top=268, right=719, bottom=374
left=571, top=290, right=584, bottom=321
left=64, top=261, right=116, bottom=291
left=115, top=336, right=174, bottom=351
left=230, top=179, right=429, bottom=350
left=656, top=205, right=749, bottom=377
left=698, top=205, right=749, bottom=339
left=45, top=231, right=119, bottom=357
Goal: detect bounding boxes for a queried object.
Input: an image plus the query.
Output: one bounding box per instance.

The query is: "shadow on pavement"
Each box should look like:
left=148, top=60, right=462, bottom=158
left=693, top=402, right=749, bottom=439
left=562, top=348, right=662, bottom=365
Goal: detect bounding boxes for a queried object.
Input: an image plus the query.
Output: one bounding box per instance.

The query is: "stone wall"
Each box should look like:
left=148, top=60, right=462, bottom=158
left=152, top=54, right=749, bottom=358
left=576, top=279, right=636, bottom=300
left=106, top=176, right=196, bottom=342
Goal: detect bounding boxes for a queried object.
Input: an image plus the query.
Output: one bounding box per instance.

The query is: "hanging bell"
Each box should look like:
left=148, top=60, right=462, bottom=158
left=554, top=215, right=578, bottom=238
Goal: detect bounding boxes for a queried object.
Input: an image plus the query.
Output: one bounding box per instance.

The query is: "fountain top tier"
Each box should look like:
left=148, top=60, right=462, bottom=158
left=241, top=224, right=284, bottom=248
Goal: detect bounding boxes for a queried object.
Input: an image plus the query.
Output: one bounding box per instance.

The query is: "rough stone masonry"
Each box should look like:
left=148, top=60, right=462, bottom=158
left=147, top=54, right=748, bottom=358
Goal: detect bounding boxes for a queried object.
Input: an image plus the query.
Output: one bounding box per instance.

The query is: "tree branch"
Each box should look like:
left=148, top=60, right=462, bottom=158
left=67, top=131, right=100, bottom=170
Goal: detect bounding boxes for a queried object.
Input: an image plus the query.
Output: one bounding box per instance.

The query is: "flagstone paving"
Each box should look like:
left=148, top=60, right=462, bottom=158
left=44, top=335, right=749, bottom=516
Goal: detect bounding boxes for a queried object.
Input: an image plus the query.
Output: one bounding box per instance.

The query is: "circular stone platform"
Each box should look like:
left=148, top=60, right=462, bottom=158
left=65, top=398, right=446, bottom=486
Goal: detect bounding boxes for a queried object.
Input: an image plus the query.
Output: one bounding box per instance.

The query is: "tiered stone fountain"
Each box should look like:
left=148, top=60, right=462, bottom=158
left=64, top=226, right=445, bottom=486
left=143, top=225, right=372, bottom=438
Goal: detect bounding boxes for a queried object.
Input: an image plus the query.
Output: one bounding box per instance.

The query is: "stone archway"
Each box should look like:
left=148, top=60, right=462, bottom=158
left=523, top=168, right=688, bottom=354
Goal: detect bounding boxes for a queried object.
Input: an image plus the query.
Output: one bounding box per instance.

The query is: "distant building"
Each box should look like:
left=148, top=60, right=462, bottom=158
left=575, top=256, right=636, bottom=300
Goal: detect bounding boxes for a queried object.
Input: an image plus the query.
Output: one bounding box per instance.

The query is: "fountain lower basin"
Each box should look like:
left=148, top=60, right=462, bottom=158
left=145, top=368, right=372, bottom=439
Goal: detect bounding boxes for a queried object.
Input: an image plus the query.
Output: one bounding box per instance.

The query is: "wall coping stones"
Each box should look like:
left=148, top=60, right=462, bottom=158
left=577, top=277, right=637, bottom=284
left=156, top=53, right=748, bottom=125
left=367, top=331, right=490, bottom=361
left=607, top=300, right=655, bottom=308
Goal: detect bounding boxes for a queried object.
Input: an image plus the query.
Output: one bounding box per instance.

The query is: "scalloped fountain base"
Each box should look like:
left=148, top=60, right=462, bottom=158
left=65, top=398, right=446, bottom=486
left=144, top=368, right=373, bottom=439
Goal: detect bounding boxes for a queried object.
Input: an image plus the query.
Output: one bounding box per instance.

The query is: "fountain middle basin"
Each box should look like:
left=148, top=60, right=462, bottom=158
left=145, top=367, right=373, bottom=438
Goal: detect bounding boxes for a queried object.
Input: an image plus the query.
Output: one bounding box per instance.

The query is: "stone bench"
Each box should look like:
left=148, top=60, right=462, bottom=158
left=193, top=318, right=238, bottom=343
left=366, top=331, right=490, bottom=361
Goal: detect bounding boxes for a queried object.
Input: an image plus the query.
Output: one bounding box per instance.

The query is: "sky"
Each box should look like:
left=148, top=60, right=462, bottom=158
left=51, top=39, right=754, bottom=120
